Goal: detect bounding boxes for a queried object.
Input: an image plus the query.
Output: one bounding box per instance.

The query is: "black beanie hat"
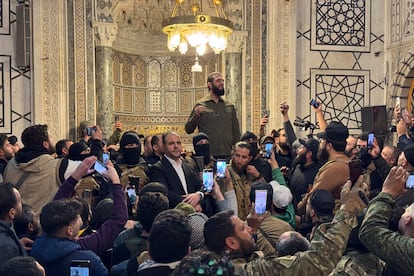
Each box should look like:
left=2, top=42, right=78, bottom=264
left=193, top=132, right=209, bottom=146
left=404, top=143, right=414, bottom=167
left=119, top=131, right=140, bottom=153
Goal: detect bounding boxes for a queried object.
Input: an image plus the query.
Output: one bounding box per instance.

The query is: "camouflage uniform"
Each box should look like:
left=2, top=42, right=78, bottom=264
left=244, top=210, right=357, bottom=275
left=116, top=163, right=149, bottom=191
left=359, top=192, right=414, bottom=275
left=227, top=165, right=254, bottom=220
left=329, top=249, right=384, bottom=275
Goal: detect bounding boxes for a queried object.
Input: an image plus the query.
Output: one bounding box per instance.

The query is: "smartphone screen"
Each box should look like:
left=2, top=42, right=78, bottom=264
left=94, top=161, right=107, bottom=174
left=203, top=169, right=214, bottom=192
left=349, top=159, right=364, bottom=186
left=102, top=152, right=110, bottom=165
left=255, top=190, right=267, bottom=214
left=406, top=174, right=414, bottom=189
left=367, top=133, right=374, bottom=149
left=70, top=260, right=90, bottom=276
left=216, top=160, right=226, bottom=178
left=264, top=143, right=273, bottom=159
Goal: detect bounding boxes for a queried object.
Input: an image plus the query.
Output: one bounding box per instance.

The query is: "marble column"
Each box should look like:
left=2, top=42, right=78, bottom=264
left=225, top=31, right=248, bottom=126
left=93, top=22, right=117, bottom=137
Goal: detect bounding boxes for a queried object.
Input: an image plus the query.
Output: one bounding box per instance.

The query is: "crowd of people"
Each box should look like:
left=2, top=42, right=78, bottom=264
left=1, top=72, right=414, bottom=275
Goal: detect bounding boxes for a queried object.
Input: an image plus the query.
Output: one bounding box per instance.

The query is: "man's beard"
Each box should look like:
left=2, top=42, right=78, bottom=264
left=294, top=151, right=307, bottom=166
left=234, top=235, right=257, bottom=258
left=231, top=161, right=246, bottom=175
left=344, top=147, right=355, bottom=158
left=317, top=145, right=329, bottom=163
left=48, top=145, right=56, bottom=155
left=212, top=84, right=224, bottom=97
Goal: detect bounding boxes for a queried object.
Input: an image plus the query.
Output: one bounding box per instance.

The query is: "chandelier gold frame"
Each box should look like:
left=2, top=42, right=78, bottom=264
left=162, top=0, right=233, bottom=55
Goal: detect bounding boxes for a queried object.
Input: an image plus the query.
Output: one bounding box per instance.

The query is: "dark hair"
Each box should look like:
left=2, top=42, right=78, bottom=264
left=21, top=124, right=49, bottom=148
left=172, top=249, right=235, bottom=276
left=55, top=139, right=72, bottom=156
left=276, top=231, right=310, bottom=256
left=327, top=138, right=347, bottom=152
left=40, top=199, right=82, bottom=236
left=89, top=198, right=113, bottom=230
left=7, top=135, right=18, bottom=146
left=13, top=204, right=35, bottom=237
left=149, top=209, right=191, bottom=263
left=151, top=134, right=162, bottom=147
left=203, top=210, right=235, bottom=253
left=0, top=256, right=43, bottom=276
left=207, top=72, right=222, bottom=90
left=139, top=182, right=168, bottom=197
left=144, top=135, right=153, bottom=147
left=137, top=192, right=169, bottom=232
left=233, top=141, right=251, bottom=154
left=0, top=182, right=18, bottom=219
left=249, top=181, right=273, bottom=211
left=72, top=197, right=90, bottom=229
left=0, top=134, right=8, bottom=149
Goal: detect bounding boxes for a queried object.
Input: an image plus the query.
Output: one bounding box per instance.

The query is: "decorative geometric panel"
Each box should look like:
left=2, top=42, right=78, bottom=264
left=149, top=90, right=161, bottom=113
left=179, top=90, right=192, bottom=114
left=113, top=87, right=121, bottom=110
left=195, top=89, right=207, bottom=102
left=148, top=60, right=161, bottom=88
left=311, top=69, right=369, bottom=130
left=165, top=91, right=177, bottom=113
left=0, top=0, right=10, bottom=34
left=121, top=62, right=132, bottom=85
left=311, top=0, right=371, bottom=52
left=406, top=0, right=414, bottom=37
left=113, top=56, right=120, bottom=84
left=135, top=90, right=146, bottom=113
left=181, top=59, right=193, bottom=87
left=0, top=56, right=11, bottom=131
left=122, top=88, right=133, bottom=112
left=391, top=0, right=401, bottom=43
left=133, top=58, right=146, bottom=87
left=164, top=60, right=177, bottom=88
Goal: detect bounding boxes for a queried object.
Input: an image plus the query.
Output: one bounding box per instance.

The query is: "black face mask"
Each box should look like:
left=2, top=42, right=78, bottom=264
left=123, top=147, right=141, bottom=164
left=212, top=84, right=224, bottom=97
left=357, top=147, right=371, bottom=169
left=194, top=143, right=210, bottom=165
left=249, top=142, right=258, bottom=157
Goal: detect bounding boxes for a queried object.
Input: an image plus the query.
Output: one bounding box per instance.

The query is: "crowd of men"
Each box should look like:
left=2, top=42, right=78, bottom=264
left=1, top=72, right=414, bottom=275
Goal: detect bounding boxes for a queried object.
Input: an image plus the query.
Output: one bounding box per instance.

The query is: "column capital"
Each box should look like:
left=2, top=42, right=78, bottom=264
left=226, top=30, right=248, bottom=53
left=93, top=21, right=118, bottom=47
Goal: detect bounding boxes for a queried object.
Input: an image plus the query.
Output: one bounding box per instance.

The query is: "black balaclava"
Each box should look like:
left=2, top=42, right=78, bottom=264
left=68, top=142, right=90, bottom=161
left=120, top=131, right=141, bottom=165
left=193, top=132, right=210, bottom=165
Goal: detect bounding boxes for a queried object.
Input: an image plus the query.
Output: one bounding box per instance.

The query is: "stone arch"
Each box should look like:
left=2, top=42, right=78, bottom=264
left=391, top=52, right=414, bottom=112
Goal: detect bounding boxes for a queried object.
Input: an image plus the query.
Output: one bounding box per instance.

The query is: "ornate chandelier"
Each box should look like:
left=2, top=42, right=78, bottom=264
left=162, top=0, right=233, bottom=56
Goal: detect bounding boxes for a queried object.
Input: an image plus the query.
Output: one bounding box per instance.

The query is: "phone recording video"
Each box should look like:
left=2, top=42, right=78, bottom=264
left=263, top=143, right=273, bottom=159
left=309, top=99, right=319, bottom=108
left=255, top=190, right=267, bottom=215
left=349, top=159, right=364, bottom=186
left=102, top=152, right=110, bottom=165
left=203, top=169, right=214, bottom=192
left=216, top=160, right=226, bottom=178
left=406, top=174, right=414, bottom=189
left=70, top=260, right=90, bottom=276
left=93, top=160, right=107, bottom=175
left=367, top=132, right=374, bottom=149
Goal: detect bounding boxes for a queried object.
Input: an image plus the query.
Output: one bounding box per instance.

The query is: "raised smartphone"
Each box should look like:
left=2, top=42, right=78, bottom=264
left=70, top=260, right=90, bottom=276
left=94, top=160, right=107, bottom=175
left=309, top=99, right=319, bottom=108
left=255, top=190, right=267, bottom=214
left=406, top=174, right=414, bottom=189
left=203, top=169, right=214, bottom=192
left=102, top=152, right=110, bottom=165
left=263, top=143, right=273, bottom=159
left=367, top=132, right=374, bottom=149
left=216, top=159, right=226, bottom=178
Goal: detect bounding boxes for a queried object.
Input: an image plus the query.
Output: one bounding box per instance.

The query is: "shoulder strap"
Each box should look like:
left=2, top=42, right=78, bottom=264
left=15, top=172, right=30, bottom=190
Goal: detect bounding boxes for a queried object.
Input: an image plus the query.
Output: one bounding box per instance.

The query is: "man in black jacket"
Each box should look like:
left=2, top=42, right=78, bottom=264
left=149, top=132, right=203, bottom=209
